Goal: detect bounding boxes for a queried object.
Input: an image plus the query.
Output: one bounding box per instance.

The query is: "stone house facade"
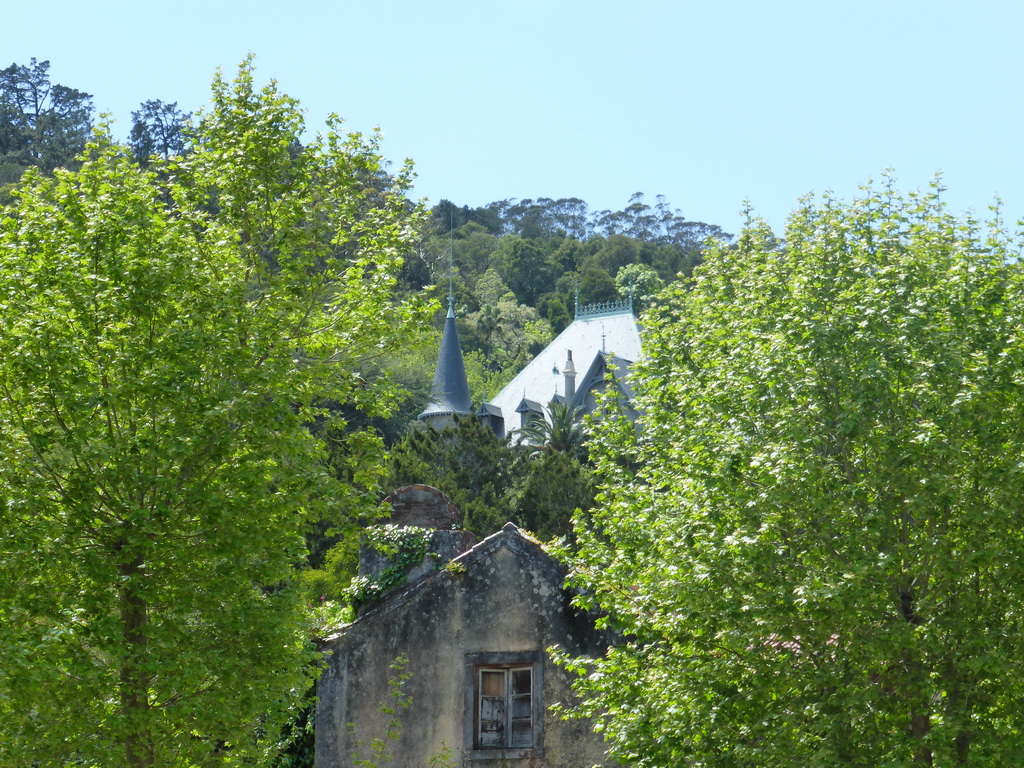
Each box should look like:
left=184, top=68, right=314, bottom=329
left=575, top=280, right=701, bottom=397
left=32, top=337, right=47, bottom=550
left=314, top=486, right=615, bottom=767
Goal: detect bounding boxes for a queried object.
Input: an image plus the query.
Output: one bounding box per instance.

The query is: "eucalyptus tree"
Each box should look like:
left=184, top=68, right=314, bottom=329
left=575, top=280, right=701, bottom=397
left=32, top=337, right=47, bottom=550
left=0, top=60, right=424, bottom=767
left=563, top=179, right=1024, bottom=767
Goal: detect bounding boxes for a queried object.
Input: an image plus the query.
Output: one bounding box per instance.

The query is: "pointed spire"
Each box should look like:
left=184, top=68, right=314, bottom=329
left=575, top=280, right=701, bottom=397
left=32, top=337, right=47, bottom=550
left=419, top=219, right=472, bottom=429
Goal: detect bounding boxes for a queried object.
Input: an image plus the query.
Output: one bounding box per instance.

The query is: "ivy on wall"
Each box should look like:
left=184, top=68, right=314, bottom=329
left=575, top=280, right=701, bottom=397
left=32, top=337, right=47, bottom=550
left=346, top=525, right=436, bottom=607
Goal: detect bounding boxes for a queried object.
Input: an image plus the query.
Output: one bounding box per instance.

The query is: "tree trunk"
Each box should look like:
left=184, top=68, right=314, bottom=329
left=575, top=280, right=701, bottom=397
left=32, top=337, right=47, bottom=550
left=900, top=586, right=933, bottom=767
left=910, top=708, right=933, bottom=767
left=119, top=552, right=154, bottom=768
left=944, top=661, right=972, bottom=765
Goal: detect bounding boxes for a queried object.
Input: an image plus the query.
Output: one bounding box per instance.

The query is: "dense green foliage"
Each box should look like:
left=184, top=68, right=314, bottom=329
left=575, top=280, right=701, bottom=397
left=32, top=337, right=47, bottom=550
left=563, top=179, right=1024, bottom=766
left=129, top=99, right=191, bottom=167
left=0, top=58, right=94, bottom=176
left=0, top=60, right=423, bottom=767
left=386, top=416, right=594, bottom=540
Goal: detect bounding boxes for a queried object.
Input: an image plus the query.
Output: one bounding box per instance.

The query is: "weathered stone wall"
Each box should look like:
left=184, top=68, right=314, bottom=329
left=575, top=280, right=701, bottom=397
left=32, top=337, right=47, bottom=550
left=315, top=525, right=615, bottom=768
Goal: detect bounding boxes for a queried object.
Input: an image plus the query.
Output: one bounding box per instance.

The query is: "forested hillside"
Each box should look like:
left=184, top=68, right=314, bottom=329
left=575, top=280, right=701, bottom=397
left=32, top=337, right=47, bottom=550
left=376, top=192, right=730, bottom=440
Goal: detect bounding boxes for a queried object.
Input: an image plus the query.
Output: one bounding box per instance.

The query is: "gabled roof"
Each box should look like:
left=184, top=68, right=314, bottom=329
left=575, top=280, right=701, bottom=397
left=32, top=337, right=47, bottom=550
left=477, top=402, right=503, bottom=417
left=326, top=523, right=559, bottom=640
left=325, top=524, right=561, bottom=643
left=515, top=398, right=544, bottom=414
left=419, top=300, right=473, bottom=422
left=568, top=351, right=635, bottom=411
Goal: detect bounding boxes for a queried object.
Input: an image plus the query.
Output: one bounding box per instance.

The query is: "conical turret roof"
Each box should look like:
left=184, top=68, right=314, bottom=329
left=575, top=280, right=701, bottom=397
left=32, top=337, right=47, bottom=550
left=418, top=298, right=473, bottom=424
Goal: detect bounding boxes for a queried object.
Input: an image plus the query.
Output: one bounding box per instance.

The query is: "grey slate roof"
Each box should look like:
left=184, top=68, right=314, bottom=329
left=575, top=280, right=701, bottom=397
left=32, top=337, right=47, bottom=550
left=476, top=402, right=503, bottom=417
left=418, top=301, right=473, bottom=421
left=515, top=398, right=545, bottom=414
left=485, top=307, right=642, bottom=426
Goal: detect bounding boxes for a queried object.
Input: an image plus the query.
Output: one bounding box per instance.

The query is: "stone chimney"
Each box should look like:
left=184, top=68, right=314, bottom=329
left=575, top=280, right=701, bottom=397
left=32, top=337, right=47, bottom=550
left=357, top=486, right=476, bottom=604
left=563, top=349, right=576, bottom=402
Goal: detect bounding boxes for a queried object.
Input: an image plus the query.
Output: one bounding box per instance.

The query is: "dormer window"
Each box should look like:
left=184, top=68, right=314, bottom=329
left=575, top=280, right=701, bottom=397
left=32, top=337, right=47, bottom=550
left=516, top=398, right=544, bottom=430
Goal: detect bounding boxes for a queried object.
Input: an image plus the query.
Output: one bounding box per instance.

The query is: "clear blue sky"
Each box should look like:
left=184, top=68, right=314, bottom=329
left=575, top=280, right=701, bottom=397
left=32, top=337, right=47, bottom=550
left=7, top=0, right=1022, bottom=235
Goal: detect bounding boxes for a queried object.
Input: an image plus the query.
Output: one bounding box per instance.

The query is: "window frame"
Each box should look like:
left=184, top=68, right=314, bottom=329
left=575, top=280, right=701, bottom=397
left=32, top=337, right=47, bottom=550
left=464, top=651, right=544, bottom=761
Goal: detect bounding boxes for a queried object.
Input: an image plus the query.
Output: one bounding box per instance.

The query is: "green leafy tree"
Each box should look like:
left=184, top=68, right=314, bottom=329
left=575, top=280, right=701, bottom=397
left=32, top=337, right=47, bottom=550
left=129, top=99, right=191, bottom=166
left=0, top=58, right=94, bottom=173
left=463, top=349, right=515, bottom=403
left=0, top=59, right=423, bottom=768
left=464, top=293, right=552, bottom=375
left=473, top=267, right=512, bottom=305
left=578, top=263, right=617, bottom=304
left=563, top=179, right=1024, bottom=767
left=590, top=233, right=642, bottom=275
left=387, top=416, right=523, bottom=535
left=539, top=293, right=572, bottom=334
left=383, top=414, right=595, bottom=543
left=455, top=221, right=502, bottom=278
left=514, top=450, right=595, bottom=540
left=496, top=235, right=553, bottom=306
left=614, top=263, right=664, bottom=313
